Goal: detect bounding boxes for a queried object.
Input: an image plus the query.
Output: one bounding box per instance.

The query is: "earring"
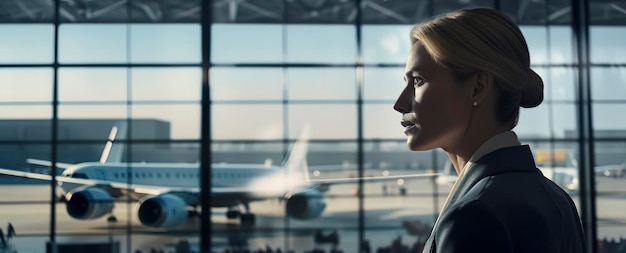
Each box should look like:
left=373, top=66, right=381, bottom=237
left=473, top=101, right=478, bottom=106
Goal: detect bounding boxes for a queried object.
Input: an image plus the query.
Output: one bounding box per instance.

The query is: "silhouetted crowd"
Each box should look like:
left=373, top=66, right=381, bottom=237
left=88, top=234, right=626, bottom=253
left=599, top=237, right=626, bottom=253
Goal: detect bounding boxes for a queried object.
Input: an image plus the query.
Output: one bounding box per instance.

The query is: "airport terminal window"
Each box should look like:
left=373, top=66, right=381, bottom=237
left=288, top=104, right=358, bottom=139
left=2, top=0, right=626, bottom=253
left=210, top=67, right=283, bottom=101
left=212, top=104, right=283, bottom=140
left=58, top=24, right=128, bottom=63
left=362, top=25, right=413, bottom=64
left=287, top=68, right=357, bottom=100
left=285, top=25, right=356, bottom=63
left=211, top=24, right=283, bottom=63
left=0, top=24, right=54, bottom=64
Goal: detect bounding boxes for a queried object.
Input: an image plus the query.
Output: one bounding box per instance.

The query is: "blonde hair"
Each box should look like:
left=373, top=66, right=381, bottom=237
left=410, top=8, right=543, bottom=128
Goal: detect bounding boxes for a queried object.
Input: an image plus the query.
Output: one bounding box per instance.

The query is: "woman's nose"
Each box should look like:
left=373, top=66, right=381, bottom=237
left=393, top=87, right=412, bottom=113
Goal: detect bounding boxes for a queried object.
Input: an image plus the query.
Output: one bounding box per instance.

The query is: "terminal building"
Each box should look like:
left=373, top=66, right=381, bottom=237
left=1, top=0, right=626, bottom=253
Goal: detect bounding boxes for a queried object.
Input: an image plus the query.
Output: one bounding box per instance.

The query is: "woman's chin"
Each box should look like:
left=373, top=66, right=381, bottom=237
left=406, top=136, right=428, bottom=151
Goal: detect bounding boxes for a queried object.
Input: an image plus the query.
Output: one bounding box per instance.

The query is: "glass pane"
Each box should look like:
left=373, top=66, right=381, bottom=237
left=286, top=25, right=356, bottom=63
left=516, top=103, right=550, bottom=138
left=131, top=67, right=201, bottom=101
left=0, top=68, right=52, bottom=102
left=363, top=146, right=443, bottom=251
left=0, top=121, right=52, bottom=142
left=56, top=119, right=170, bottom=142
left=0, top=105, right=51, bottom=119
left=591, top=67, right=626, bottom=101
left=4, top=235, right=50, bottom=253
left=212, top=142, right=283, bottom=163
left=363, top=104, right=402, bottom=139
left=0, top=25, right=54, bottom=63
left=211, top=24, right=283, bottom=63
left=552, top=103, right=578, bottom=138
left=287, top=68, right=356, bottom=100
left=288, top=104, right=356, bottom=139
left=593, top=104, right=626, bottom=137
left=59, top=24, right=127, bottom=63
left=130, top=24, right=201, bottom=63
left=58, top=105, right=128, bottom=120
left=538, top=67, right=576, bottom=102
left=0, top=143, right=51, bottom=178
left=363, top=67, right=404, bottom=101
left=594, top=139, right=626, bottom=241
left=132, top=104, right=201, bottom=140
left=58, top=68, right=127, bottom=102
left=212, top=104, right=283, bottom=140
left=211, top=67, right=283, bottom=101
left=548, top=26, right=573, bottom=64
left=591, top=26, right=626, bottom=64
left=362, top=25, right=412, bottom=64
left=516, top=103, right=578, bottom=139
left=525, top=141, right=580, bottom=193
left=521, top=26, right=573, bottom=65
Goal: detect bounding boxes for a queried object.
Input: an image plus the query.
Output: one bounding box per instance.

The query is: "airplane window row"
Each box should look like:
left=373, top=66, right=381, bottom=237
left=110, top=171, right=266, bottom=179
left=112, top=172, right=200, bottom=179
left=213, top=172, right=266, bottom=178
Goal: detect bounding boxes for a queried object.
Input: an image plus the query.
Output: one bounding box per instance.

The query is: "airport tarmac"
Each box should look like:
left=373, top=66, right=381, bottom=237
left=1, top=174, right=626, bottom=253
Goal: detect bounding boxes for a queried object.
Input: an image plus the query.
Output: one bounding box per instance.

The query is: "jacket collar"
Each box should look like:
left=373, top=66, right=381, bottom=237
left=447, top=145, right=537, bottom=206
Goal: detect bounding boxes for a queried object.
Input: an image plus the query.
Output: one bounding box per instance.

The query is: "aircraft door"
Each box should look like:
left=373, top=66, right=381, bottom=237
left=96, top=168, right=107, bottom=180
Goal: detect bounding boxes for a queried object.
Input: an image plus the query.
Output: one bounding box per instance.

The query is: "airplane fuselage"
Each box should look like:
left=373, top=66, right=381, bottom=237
left=59, top=162, right=283, bottom=197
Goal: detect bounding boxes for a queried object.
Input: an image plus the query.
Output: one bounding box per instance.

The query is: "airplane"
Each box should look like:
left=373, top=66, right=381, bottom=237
left=0, top=122, right=438, bottom=228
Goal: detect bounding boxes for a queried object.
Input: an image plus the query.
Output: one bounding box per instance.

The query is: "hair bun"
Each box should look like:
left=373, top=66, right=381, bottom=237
left=520, top=69, right=544, bottom=108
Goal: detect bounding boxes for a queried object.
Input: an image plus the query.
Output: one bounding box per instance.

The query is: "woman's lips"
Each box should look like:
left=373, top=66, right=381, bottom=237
left=400, top=120, right=417, bottom=134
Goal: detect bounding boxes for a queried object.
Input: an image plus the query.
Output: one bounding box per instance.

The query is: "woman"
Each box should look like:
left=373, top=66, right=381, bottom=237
left=393, top=8, right=586, bottom=253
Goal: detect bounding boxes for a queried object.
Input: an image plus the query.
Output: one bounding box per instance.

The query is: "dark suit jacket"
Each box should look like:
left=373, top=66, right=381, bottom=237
left=422, top=145, right=586, bottom=253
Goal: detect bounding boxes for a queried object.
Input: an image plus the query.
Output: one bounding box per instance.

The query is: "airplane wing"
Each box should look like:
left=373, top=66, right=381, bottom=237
left=0, top=167, right=295, bottom=203
left=0, top=168, right=188, bottom=197
left=26, top=158, right=74, bottom=170
left=308, top=172, right=439, bottom=184
left=308, top=163, right=373, bottom=172
left=594, top=161, right=625, bottom=177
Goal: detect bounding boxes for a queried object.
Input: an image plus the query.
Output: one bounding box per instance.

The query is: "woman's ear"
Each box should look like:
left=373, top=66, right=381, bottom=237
left=471, top=72, right=493, bottom=106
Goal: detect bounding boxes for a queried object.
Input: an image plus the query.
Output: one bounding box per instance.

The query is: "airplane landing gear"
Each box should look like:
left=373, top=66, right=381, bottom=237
left=225, top=203, right=256, bottom=225
left=107, top=215, right=117, bottom=222
left=226, top=209, right=240, bottom=219
left=240, top=213, right=255, bottom=225
left=188, top=206, right=199, bottom=217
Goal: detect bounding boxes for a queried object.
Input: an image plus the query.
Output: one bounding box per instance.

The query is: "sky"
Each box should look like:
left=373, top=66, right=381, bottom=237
left=0, top=23, right=625, bottom=140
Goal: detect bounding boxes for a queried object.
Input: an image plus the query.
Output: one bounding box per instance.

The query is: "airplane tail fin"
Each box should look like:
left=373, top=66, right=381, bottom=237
left=282, top=125, right=311, bottom=182
left=99, top=121, right=127, bottom=163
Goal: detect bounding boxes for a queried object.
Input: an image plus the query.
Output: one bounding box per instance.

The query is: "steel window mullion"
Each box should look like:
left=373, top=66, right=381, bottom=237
left=572, top=0, right=598, bottom=252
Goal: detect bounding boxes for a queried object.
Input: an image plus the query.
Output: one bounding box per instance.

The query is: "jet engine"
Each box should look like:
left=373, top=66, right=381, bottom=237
left=136, top=194, right=188, bottom=228
left=65, top=186, right=114, bottom=220
left=285, top=189, right=326, bottom=220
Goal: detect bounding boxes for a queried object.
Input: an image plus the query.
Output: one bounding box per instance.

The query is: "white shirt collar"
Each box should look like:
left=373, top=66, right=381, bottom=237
left=461, top=130, right=522, bottom=173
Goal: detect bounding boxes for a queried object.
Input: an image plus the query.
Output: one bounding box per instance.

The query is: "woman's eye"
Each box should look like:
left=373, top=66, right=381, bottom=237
left=413, top=77, right=424, bottom=87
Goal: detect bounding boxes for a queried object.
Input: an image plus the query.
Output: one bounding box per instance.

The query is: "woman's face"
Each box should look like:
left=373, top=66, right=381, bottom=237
left=394, top=41, right=474, bottom=151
